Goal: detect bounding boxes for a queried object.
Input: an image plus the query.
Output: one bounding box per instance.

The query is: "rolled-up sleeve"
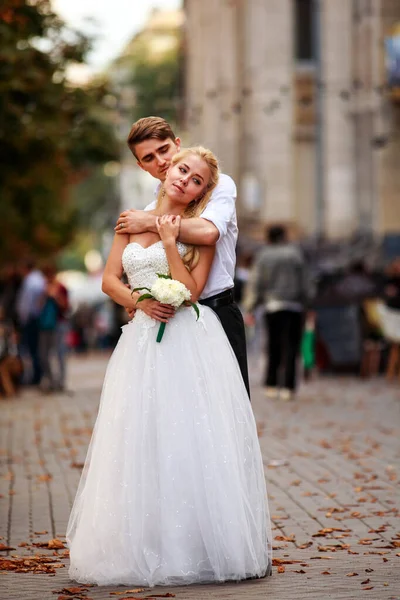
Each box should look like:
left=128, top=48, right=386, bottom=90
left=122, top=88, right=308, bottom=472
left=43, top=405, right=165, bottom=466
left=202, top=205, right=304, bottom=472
left=201, top=174, right=236, bottom=240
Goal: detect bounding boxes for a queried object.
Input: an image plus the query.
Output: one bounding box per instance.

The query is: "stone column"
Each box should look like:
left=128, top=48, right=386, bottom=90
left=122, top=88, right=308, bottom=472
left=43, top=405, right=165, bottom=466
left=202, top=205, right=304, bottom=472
left=377, top=0, right=400, bottom=234
left=185, top=0, right=206, bottom=145
left=322, top=0, right=357, bottom=238
left=239, top=0, right=294, bottom=222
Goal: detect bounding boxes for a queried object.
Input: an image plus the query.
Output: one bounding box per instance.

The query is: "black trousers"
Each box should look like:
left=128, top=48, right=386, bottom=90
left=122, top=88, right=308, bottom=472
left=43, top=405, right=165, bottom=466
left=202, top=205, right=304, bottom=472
left=264, top=310, right=304, bottom=391
left=201, top=300, right=250, bottom=397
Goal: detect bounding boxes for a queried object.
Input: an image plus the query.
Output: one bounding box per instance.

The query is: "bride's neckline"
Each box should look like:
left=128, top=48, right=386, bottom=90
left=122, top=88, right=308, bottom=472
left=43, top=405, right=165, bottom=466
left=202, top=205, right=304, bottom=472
left=125, top=240, right=185, bottom=251
left=126, top=240, right=163, bottom=250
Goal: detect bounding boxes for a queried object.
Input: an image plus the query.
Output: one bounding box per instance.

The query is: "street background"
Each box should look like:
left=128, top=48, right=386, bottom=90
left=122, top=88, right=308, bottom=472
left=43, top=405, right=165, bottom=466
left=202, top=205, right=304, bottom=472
left=0, top=352, right=399, bottom=599
left=1, top=1, right=400, bottom=598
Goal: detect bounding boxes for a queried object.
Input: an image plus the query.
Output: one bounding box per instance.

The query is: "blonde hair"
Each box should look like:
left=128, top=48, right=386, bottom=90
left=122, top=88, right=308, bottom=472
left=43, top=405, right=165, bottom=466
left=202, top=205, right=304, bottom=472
left=156, top=146, right=220, bottom=270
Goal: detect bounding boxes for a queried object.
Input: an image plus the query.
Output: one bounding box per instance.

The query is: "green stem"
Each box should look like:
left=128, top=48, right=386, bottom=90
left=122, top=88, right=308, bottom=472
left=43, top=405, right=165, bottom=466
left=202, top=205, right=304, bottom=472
left=156, top=322, right=166, bottom=343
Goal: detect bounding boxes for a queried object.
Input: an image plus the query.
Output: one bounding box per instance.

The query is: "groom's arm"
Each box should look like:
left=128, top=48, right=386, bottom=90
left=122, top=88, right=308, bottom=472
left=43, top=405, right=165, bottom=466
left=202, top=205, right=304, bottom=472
left=115, top=174, right=236, bottom=247
left=115, top=209, right=219, bottom=246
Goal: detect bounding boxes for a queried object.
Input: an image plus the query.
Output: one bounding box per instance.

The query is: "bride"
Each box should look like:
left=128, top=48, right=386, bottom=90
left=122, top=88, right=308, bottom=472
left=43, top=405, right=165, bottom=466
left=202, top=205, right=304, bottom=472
left=66, top=146, right=271, bottom=587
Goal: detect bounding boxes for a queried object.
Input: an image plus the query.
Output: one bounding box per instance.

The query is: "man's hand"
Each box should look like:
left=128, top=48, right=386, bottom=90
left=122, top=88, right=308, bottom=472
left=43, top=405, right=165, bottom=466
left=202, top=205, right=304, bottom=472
left=115, top=209, right=154, bottom=235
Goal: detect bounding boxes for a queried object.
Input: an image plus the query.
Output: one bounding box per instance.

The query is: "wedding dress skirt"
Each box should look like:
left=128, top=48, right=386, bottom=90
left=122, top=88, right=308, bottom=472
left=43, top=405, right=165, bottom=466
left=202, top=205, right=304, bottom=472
left=66, top=241, right=271, bottom=586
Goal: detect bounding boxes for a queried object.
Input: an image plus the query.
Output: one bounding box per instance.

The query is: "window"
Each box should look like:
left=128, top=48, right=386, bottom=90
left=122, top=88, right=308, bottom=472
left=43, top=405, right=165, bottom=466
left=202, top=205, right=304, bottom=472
left=295, top=0, right=314, bottom=62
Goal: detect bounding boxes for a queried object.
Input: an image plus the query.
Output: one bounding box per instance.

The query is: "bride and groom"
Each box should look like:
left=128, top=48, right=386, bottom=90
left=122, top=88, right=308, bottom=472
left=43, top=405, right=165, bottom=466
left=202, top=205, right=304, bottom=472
left=66, top=117, right=272, bottom=586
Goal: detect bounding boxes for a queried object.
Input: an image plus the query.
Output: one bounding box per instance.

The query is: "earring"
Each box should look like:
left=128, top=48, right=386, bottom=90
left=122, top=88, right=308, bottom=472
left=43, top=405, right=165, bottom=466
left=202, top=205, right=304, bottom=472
left=160, top=186, right=166, bottom=199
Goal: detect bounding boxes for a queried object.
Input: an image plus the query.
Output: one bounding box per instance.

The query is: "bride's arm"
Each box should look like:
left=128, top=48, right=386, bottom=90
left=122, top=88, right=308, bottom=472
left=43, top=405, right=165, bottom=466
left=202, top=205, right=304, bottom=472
left=158, top=215, right=215, bottom=302
left=102, top=234, right=137, bottom=310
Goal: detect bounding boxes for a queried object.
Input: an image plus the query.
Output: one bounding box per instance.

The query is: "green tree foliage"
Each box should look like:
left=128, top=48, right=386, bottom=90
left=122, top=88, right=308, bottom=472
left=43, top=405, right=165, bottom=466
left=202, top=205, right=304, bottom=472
left=0, top=0, right=118, bottom=265
left=131, top=43, right=181, bottom=124
left=116, top=11, right=182, bottom=125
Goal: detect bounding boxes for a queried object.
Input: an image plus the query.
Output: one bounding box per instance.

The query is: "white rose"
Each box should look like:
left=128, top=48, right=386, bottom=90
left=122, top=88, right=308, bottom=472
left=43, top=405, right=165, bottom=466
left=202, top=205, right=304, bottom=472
left=151, top=278, right=191, bottom=308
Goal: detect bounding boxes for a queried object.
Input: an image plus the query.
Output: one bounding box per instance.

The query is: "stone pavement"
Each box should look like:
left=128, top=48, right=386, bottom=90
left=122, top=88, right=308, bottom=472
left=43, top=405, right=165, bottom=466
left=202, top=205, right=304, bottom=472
left=1, top=351, right=399, bottom=600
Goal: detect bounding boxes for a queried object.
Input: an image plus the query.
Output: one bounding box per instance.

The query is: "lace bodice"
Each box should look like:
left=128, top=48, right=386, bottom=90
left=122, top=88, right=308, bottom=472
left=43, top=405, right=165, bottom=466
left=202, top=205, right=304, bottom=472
left=122, top=240, right=187, bottom=291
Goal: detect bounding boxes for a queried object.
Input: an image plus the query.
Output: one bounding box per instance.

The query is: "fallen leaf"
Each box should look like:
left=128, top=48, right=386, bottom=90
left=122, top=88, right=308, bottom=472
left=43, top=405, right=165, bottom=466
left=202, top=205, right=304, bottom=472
left=347, top=572, right=359, bottom=577
left=144, top=595, right=175, bottom=598
left=0, top=555, right=63, bottom=574
left=321, top=571, right=331, bottom=575
left=110, top=591, right=145, bottom=596
left=70, top=462, right=84, bottom=469
left=48, top=539, right=66, bottom=550
left=362, top=587, right=374, bottom=590
left=37, top=474, right=52, bottom=482
left=365, top=568, right=374, bottom=572
left=53, top=587, right=90, bottom=597
left=0, top=544, right=16, bottom=551
left=361, top=579, right=371, bottom=584
left=277, top=565, right=285, bottom=573
left=272, top=558, right=302, bottom=565
left=299, top=542, right=313, bottom=549
left=294, top=569, right=306, bottom=573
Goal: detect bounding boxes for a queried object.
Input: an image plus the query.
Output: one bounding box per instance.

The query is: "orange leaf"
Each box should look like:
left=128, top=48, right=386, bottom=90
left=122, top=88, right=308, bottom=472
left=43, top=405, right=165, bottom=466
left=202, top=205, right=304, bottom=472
left=48, top=539, right=66, bottom=549
left=277, top=565, right=285, bottom=573
left=0, top=544, right=15, bottom=551
left=274, top=535, right=295, bottom=542
left=37, top=474, right=52, bottom=482
left=347, top=572, right=359, bottom=577
left=110, top=591, right=146, bottom=596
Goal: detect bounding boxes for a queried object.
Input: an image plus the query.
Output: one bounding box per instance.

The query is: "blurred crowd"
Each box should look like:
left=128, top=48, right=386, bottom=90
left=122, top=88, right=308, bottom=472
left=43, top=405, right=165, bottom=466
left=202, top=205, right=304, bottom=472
left=0, top=260, right=119, bottom=399
left=235, top=225, right=400, bottom=398
left=1, top=237, right=399, bottom=400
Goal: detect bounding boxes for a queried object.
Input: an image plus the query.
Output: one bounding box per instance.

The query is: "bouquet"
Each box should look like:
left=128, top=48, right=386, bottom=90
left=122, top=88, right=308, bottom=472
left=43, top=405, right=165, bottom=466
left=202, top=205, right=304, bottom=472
left=132, top=274, right=200, bottom=342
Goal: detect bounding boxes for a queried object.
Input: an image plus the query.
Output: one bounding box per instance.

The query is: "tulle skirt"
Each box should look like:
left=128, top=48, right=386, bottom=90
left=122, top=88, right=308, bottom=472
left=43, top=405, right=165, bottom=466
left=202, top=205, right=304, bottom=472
left=66, top=306, right=271, bottom=586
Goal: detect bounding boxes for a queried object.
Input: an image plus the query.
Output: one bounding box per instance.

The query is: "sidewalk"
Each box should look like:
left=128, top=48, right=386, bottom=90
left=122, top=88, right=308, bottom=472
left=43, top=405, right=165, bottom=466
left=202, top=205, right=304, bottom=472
left=1, top=352, right=399, bottom=600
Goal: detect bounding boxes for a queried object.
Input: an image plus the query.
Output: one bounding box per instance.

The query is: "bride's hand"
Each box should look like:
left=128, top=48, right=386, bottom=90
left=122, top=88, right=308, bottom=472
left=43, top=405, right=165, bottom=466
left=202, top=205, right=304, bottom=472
left=156, top=214, right=181, bottom=245
left=137, top=298, right=175, bottom=323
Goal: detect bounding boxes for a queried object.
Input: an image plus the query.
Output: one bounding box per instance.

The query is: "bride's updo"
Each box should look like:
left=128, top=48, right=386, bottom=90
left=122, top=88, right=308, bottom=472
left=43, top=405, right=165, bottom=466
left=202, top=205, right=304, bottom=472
left=158, top=146, right=220, bottom=270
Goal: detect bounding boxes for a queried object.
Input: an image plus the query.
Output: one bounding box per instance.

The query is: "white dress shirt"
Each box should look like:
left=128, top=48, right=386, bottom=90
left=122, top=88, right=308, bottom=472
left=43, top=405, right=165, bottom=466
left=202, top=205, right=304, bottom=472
left=145, top=173, right=238, bottom=299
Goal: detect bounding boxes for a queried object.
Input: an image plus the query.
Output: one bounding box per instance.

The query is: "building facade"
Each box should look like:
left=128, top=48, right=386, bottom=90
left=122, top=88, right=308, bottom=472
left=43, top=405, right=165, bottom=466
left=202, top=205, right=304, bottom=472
left=184, top=0, right=400, bottom=241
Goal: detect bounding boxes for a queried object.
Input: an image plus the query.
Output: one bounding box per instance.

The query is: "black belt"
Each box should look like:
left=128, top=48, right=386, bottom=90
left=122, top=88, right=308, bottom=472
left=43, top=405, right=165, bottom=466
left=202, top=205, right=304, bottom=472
left=199, top=288, right=234, bottom=310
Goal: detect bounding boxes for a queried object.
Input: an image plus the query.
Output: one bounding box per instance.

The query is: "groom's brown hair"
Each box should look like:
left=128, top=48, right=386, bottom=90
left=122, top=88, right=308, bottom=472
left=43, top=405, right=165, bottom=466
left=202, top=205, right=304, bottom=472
left=127, top=116, right=177, bottom=159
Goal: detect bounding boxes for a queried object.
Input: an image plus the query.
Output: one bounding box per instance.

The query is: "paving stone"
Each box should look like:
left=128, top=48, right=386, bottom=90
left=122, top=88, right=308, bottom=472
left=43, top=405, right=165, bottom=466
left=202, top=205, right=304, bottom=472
left=0, top=352, right=399, bottom=599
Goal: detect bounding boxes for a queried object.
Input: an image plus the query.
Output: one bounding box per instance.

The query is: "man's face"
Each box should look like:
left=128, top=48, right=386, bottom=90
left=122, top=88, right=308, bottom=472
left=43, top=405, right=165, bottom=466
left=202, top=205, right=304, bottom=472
left=134, top=137, right=181, bottom=181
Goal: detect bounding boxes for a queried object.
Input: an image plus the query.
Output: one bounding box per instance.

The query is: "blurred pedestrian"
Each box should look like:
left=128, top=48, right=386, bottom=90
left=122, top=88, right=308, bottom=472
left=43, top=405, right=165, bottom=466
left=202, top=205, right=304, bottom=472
left=383, top=258, right=400, bottom=311
left=234, top=251, right=253, bottom=306
left=334, top=260, right=377, bottom=301
left=0, top=306, right=22, bottom=397
left=0, top=264, right=21, bottom=329
left=245, top=225, right=310, bottom=401
left=16, top=259, right=46, bottom=385
left=39, top=265, right=69, bottom=392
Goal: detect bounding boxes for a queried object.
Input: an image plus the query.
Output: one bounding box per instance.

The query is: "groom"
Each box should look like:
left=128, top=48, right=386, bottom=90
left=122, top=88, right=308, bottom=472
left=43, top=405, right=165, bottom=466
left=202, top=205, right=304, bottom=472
left=115, top=116, right=250, bottom=397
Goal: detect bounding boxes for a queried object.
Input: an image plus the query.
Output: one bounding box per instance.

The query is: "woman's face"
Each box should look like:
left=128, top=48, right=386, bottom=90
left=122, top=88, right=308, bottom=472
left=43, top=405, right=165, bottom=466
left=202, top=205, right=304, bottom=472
left=163, top=155, right=210, bottom=205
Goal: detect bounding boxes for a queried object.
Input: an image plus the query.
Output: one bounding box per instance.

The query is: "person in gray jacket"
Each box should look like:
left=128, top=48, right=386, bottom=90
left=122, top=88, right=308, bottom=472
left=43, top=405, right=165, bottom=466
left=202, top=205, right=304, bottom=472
left=246, top=225, right=310, bottom=401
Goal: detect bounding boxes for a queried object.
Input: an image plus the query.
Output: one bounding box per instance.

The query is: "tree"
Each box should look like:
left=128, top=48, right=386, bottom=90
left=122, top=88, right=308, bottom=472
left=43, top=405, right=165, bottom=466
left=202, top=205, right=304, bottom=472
left=114, top=9, right=183, bottom=125
left=0, top=0, right=118, bottom=265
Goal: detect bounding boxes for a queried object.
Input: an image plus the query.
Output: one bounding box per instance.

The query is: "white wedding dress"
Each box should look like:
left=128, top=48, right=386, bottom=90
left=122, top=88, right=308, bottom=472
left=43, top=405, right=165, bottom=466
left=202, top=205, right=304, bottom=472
left=67, top=241, right=271, bottom=587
